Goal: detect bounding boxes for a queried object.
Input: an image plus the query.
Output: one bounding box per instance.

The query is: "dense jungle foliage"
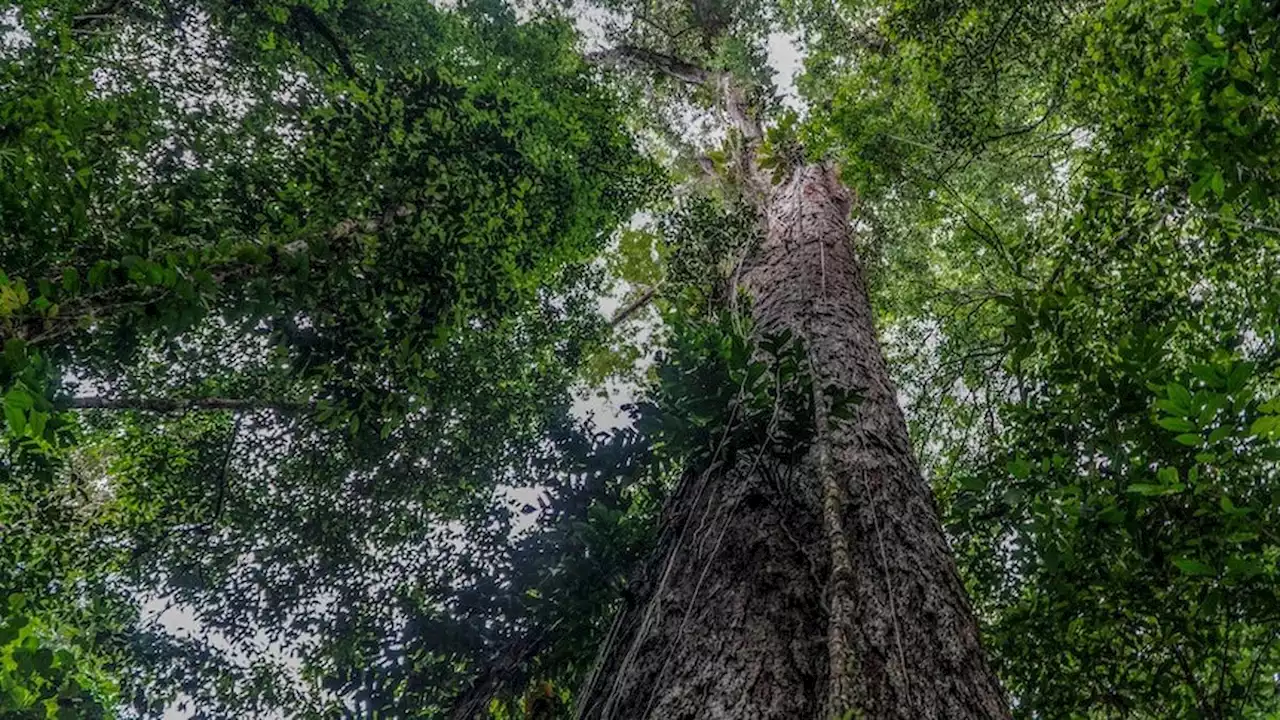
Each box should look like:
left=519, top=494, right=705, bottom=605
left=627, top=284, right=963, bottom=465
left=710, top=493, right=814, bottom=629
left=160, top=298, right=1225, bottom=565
left=1, top=0, right=1278, bottom=716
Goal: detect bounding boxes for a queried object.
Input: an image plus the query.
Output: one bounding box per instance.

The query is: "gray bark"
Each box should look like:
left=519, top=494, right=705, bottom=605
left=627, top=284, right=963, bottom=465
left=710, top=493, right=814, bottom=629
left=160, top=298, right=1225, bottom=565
left=576, top=165, right=1009, bottom=719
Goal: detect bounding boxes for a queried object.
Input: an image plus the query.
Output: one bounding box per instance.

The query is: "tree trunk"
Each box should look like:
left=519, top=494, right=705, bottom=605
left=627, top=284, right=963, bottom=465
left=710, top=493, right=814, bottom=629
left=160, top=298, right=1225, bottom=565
left=576, top=165, right=1009, bottom=719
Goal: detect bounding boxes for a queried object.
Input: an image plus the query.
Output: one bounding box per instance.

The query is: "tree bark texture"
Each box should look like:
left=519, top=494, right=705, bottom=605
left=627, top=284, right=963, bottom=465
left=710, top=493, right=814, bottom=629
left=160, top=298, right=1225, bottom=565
left=576, top=165, right=1009, bottom=719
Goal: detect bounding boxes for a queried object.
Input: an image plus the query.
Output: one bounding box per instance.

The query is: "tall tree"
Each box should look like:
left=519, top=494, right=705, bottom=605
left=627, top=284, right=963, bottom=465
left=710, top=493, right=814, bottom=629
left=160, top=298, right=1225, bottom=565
left=801, top=0, right=1280, bottom=715
left=573, top=19, right=1008, bottom=720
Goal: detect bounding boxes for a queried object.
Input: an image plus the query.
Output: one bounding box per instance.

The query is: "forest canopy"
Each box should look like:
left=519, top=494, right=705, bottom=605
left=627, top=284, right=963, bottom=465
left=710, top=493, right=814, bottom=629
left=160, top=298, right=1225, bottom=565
left=1, top=0, right=1279, bottom=717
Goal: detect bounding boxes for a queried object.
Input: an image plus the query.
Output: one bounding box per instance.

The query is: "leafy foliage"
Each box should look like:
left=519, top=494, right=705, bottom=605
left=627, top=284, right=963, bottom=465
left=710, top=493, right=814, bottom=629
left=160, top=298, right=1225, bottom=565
left=802, top=0, right=1280, bottom=715
left=0, top=594, right=118, bottom=718
left=1, top=0, right=655, bottom=713
left=5, top=0, right=1280, bottom=714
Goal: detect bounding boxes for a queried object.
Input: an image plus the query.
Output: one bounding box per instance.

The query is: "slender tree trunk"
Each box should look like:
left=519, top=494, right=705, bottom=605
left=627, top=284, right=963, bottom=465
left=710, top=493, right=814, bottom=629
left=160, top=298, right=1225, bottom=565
left=576, top=165, right=1009, bottom=719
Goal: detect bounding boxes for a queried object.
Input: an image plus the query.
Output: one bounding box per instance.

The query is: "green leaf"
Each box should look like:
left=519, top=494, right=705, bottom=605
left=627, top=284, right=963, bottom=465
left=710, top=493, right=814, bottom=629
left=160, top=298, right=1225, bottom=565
left=1190, top=173, right=1211, bottom=202
left=1174, top=433, right=1202, bottom=447
left=1173, top=558, right=1215, bottom=576
left=1249, top=415, right=1280, bottom=439
left=4, top=403, right=26, bottom=435
left=1189, top=364, right=1224, bottom=387
left=61, top=268, right=80, bottom=294
left=1210, top=170, right=1225, bottom=198
left=1226, top=556, right=1263, bottom=577
left=27, top=410, right=46, bottom=439
left=9, top=685, right=32, bottom=708
left=1128, top=483, right=1183, bottom=496
left=33, top=647, right=53, bottom=673
left=1100, top=506, right=1125, bottom=525
left=5, top=386, right=34, bottom=411
left=1226, top=362, right=1253, bottom=391
left=1207, top=425, right=1232, bottom=444
left=1167, top=383, right=1193, bottom=411
left=1008, top=458, right=1032, bottom=479
left=87, top=261, right=110, bottom=288
left=1157, top=416, right=1195, bottom=432
left=3, top=337, right=26, bottom=367
left=1196, top=398, right=1221, bottom=425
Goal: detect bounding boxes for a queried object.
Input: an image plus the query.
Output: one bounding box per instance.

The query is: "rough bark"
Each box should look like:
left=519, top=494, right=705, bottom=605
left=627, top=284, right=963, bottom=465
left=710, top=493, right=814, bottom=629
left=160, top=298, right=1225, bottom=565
left=576, top=165, right=1009, bottom=719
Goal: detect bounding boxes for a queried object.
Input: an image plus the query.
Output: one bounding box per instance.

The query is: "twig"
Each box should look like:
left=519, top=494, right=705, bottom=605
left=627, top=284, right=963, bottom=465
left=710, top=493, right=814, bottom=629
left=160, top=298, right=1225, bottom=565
left=210, top=412, right=243, bottom=525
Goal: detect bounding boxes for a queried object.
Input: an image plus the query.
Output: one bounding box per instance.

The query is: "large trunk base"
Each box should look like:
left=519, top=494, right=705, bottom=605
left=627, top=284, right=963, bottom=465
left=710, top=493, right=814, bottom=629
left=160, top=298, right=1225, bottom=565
left=577, top=165, right=1008, bottom=720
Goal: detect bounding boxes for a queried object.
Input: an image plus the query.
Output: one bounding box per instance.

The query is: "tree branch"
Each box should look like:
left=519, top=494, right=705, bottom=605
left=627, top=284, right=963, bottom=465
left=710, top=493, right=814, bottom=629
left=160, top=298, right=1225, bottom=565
left=293, top=5, right=358, bottom=79
left=609, top=287, right=657, bottom=328
left=586, top=44, right=762, bottom=164
left=630, top=11, right=695, bottom=42
left=72, top=0, right=126, bottom=31
left=210, top=411, right=243, bottom=526
left=586, top=44, right=712, bottom=85
left=66, top=396, right=305, bottom=413
left=718, top=75, right=762, bottom=144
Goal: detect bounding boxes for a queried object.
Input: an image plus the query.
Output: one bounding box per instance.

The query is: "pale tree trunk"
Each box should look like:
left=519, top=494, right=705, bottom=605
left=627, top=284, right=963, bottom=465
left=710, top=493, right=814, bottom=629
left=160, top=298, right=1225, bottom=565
left=575, top=164, right=1010, bottom=719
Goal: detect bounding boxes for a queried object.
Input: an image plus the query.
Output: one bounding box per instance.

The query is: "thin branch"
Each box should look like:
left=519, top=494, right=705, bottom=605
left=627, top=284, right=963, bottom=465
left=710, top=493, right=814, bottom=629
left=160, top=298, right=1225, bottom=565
left=65, top=396, right=306, bottom=413
left=1241, top=626, right=1280, bottom=715
left=72, top=0, right=125, bottom=31
left=610, top=287, right=657, bottom=327
left=1173, top=645, right=1217, bottom=720
left=17, top=205, right=414, bottom=348
left=1094, top=188, right=1280, bottom=236
left=293, top=5, right=358, bottom=79
left=210, top=412, right=243, bottom=526
left=630, top=11, right=696, bottom=41
left=1214, top=613, right=1232, bottom=716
